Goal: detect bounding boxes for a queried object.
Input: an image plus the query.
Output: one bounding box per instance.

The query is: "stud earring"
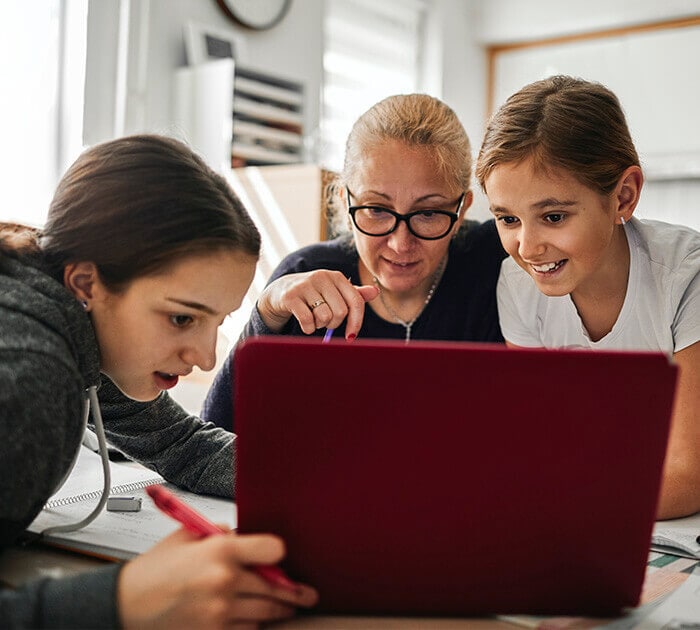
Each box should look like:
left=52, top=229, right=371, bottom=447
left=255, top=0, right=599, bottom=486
left=81, top=300, right=88, bottom=310
left=620, top=216, right=627, bottom=226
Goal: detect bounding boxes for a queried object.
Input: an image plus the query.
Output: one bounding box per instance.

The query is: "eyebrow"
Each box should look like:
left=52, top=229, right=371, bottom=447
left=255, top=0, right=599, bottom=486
left=165, top=298, right=217, bottom=316
left=490, top=198, right=578, bottom=213
left=359, top=190, right=450, bottom=204
left=532, top=198, right=577, bottom=209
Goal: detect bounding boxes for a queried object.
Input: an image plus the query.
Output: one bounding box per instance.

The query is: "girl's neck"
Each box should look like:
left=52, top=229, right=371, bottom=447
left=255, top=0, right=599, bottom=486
left=571, top=225, right=631, bottom=342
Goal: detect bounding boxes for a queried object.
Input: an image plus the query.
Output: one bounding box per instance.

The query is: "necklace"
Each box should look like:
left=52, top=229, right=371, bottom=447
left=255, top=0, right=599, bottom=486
left=374, top=257, right=446, bottom=344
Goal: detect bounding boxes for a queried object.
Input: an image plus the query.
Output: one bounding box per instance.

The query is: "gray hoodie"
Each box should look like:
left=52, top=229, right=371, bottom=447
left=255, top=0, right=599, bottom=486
left=0, top=251, right=237, bottom=628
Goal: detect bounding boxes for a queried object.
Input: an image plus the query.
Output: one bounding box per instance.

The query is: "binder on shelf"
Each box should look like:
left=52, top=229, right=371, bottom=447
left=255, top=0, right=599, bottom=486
left=233, top=120, right=303, bottom=148
left=232, top=66, right=305, bottom=167
left=173, top=59, right=305, bottom=169
left=232, top=143, right=302, bottom=165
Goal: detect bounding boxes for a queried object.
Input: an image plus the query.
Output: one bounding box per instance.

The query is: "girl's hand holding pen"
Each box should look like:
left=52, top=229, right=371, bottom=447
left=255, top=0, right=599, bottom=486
left=257, top=269, right=378, bottom=340
left=117, top=527, right=318, bottom=629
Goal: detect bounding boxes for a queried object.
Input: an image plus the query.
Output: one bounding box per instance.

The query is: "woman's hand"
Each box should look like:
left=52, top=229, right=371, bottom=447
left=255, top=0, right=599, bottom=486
left=117, top=529, right=318, bottom=629
left=257, top=270, right=379, bottom=340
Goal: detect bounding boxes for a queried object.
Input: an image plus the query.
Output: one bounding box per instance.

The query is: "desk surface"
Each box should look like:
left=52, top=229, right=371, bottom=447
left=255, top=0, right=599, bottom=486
left=2, top=542, right=697, bottom=628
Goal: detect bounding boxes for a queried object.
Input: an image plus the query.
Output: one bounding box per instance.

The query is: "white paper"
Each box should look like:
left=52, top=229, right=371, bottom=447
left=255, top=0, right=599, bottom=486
left=652, top=512, right=700, bottom=560
left=633, top=573, right=700, bottom=629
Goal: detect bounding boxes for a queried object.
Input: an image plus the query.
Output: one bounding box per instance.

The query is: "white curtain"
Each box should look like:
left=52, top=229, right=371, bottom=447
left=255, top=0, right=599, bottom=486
left=320, top=0, right=429, bottom=172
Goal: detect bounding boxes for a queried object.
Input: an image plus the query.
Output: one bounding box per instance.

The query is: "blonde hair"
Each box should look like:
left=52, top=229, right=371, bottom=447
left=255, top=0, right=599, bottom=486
left=0, top=222, right=41, bottom=255
left=328, top=94, right=472, bottom=237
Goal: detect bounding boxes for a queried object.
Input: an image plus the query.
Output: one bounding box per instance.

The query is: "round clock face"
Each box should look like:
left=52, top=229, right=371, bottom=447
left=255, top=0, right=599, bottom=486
left=216, top=0, right=292, bottom=30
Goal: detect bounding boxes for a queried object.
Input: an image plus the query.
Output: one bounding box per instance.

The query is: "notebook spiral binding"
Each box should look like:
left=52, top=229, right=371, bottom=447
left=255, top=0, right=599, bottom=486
left=46, top=479, right=163, bottom=509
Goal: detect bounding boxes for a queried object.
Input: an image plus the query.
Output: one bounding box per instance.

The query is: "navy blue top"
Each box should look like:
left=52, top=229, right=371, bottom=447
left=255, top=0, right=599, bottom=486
left=202, top=219, right=507, bottom=431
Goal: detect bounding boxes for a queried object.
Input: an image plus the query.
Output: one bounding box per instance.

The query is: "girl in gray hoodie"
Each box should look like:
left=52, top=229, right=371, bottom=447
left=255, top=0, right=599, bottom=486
left=0, top=134, right=317, bottom=628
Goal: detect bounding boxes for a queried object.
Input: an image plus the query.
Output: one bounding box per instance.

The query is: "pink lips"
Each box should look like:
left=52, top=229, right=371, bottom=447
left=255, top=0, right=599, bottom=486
left=154, top=372, right=179, bottom=390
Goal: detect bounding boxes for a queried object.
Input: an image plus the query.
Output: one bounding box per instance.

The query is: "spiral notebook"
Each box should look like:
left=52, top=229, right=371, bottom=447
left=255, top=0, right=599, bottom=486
left=27, top=447, right=236, bottom=560
left=45, top=446, right=164, bottom=508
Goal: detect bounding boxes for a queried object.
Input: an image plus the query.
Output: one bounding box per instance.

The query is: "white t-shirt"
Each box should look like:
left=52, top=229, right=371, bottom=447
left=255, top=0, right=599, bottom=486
left=497, top=217, right=700, bottom=356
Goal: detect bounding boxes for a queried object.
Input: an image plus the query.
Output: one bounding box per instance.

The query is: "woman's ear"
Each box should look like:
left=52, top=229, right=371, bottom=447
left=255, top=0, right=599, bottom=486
left=615, top=165, right=643, bottom=225
left=63, top=262, right=101, bottom=311
left=461, top=190, right=474, bottom=218
left=451, top=190, right=473, bottom=238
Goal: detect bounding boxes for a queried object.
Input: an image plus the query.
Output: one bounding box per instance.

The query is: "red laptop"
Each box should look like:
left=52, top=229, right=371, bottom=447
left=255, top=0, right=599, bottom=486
left=233, top=337, right=676, bottom=617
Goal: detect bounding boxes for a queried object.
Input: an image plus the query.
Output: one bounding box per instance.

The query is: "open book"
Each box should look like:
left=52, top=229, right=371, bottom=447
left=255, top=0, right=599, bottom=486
left=652, top=511, right=700, bottom=559
left=27, top=447, right=236, bottom=561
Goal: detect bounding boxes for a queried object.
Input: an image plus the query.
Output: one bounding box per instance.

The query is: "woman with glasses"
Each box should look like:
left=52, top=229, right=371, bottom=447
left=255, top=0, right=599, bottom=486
left=202, top=93, right=507, bottom=431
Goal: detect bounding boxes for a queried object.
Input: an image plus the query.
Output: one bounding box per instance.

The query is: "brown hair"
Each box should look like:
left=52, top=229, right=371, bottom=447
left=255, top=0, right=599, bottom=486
left=0, top=222, right=41, bottom=253
left=2, top=134, right=260, bottom=288
left=328, top=94, right=472, bottom=237
left=475, top=75, right=640, bottom=196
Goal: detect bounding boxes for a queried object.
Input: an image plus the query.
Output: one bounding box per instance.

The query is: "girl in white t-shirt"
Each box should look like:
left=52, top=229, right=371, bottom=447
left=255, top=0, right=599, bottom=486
left=475, top=75, right=700, bottom=519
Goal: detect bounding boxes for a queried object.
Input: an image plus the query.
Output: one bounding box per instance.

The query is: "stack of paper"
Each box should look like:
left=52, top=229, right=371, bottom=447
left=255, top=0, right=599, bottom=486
left=652, top=512, right=700, bottom=559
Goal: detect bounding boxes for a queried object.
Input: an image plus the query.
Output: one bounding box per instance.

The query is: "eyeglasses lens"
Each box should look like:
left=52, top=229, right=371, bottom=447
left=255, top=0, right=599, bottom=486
left=353, top=208, right=452, bottom=239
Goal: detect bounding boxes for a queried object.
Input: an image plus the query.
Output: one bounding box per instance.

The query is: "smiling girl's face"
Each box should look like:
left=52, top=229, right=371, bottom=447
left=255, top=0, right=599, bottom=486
left=88, top=249, right=256, bottom=401
left=485, top=157, right=627, bottom=300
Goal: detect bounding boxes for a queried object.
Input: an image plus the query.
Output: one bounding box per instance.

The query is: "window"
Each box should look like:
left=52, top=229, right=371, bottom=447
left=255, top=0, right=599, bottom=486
left=320, top=0, right=428, bottom=172
left=0, top=0, right=88, bottom=227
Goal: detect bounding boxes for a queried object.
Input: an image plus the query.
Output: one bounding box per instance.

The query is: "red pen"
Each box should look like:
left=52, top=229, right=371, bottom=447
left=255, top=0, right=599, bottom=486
left=145, top=484, right=297, bottom=591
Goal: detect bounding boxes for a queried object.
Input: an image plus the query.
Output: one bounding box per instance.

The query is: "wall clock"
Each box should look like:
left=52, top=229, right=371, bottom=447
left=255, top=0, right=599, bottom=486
left=216, top=0, right=292, bottom=30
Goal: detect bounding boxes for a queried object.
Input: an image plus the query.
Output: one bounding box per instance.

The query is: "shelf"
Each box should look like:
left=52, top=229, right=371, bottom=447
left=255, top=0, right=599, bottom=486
left=235, top=76, right=304, bottom=108
left=233, top=120, right=303, bottom=149
left=232, top=143, right=302, bottom=165
left=174, top=59, right=305, bottom=169
left=232, top=65, right=305, bottom=167
left=234, top=97, right=303, bottom=128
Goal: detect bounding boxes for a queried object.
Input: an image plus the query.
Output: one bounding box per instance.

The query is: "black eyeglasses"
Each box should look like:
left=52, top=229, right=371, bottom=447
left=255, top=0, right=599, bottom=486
left=346, top=187, right=465, bottom=240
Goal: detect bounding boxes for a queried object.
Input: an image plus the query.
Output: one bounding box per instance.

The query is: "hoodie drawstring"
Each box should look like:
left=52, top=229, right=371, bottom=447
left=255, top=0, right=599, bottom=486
left=41, top=385, right=112, bottom=535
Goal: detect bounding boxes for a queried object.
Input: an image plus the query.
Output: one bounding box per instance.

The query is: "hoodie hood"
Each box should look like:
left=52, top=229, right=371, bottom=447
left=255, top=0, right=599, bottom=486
left=0, top=252, right=101, bottom=390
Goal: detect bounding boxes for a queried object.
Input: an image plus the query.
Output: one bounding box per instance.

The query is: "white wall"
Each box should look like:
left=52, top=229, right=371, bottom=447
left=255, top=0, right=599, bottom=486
left=423, top=0, right=700, bottom=152
left=84, top=0, right=697, bottom=169
left=476, top=0, right=700, bottom=44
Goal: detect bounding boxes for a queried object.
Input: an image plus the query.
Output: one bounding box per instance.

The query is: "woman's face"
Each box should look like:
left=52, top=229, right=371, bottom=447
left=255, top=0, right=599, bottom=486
left=348, top=140, right=470, bottom=298
left=89, top=249, right=256, bottom=402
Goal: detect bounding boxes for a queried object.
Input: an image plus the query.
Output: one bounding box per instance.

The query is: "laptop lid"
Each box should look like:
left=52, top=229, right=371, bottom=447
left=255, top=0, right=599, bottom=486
left=233, top=337, right=677, bottom=617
